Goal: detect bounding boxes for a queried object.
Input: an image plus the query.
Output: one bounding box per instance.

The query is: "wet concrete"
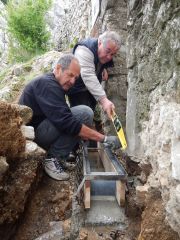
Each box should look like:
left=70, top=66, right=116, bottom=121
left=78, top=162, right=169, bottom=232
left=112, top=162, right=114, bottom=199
left=85, top=196, right=128, bottom=227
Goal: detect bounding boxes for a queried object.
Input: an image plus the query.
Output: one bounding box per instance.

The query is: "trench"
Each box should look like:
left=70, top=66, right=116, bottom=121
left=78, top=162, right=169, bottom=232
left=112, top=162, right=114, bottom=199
left=12, top=145, right=142, bottom=240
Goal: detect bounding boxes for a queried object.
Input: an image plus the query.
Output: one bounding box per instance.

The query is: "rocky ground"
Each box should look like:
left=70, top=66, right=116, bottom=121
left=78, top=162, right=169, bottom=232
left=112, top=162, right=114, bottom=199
left=14, top=174, right=74, bottom=240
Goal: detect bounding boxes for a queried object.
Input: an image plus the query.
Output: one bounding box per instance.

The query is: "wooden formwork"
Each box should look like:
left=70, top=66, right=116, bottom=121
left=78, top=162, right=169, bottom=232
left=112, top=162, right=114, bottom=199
left=81, top=143, right=127, bottom=209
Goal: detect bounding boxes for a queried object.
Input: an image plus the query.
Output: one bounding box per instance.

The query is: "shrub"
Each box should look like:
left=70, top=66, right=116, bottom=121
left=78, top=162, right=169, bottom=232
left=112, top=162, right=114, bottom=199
left=1, top=0, right=8, bottom=4
left=7, top=0, right=52, bottom=62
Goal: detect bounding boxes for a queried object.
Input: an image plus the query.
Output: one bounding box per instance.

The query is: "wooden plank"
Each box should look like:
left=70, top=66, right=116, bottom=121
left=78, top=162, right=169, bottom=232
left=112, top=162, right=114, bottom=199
left=116, top=181, right=126, bottom=207
left=98, top=145, right=114, bottom=172
left=84, top=180, right=91, bottom=209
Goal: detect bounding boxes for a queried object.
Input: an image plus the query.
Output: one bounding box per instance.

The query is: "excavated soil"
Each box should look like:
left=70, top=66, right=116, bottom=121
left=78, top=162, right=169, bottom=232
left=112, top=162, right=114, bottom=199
left=137, top=191, right=180, bottom=240
left=0, top=101, right=25, bottom=160
left=14, top=174, right=74, bottom=240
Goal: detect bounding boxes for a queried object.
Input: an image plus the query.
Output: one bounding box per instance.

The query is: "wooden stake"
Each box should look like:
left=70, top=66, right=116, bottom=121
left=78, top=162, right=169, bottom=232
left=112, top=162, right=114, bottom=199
left=84, top=180, right=91, bottom=209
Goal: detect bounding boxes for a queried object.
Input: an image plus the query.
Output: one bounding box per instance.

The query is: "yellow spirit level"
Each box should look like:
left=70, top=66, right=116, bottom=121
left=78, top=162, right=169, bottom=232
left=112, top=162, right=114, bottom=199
left=111, top=111, right=127, bottom=150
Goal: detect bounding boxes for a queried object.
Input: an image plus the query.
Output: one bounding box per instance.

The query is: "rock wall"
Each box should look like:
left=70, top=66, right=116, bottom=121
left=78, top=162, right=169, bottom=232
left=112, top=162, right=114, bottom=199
left=126, top=0, right=180, bottom=236
left=55, top=0, right=92, bottom=50
left=0, top=1, right=8, bottom=71
left=46, top=0, right=67, bottom=50
left=55, top=0, right=128, bottom=128
left=99, top=0, right=128, bottom=128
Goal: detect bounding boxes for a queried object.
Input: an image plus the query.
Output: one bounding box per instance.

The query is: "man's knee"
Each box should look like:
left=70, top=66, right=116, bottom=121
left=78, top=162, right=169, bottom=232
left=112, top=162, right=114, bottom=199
left=35, top=119, right=59, bottom=150
left=71, top=105, right=94, bottom=126
left=81, top=105, right=94, bottom=119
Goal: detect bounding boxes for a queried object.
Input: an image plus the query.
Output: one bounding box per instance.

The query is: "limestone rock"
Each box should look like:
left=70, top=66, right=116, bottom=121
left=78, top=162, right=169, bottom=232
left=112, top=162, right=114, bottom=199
left=136, top=185, right=149, bottom=206
left=12, top=66, right=23, bottom=76
left=25, top=140, right=46, bottom=158
left=166, top=185, right=180, bottom=236
left=21, top=126, right=35, bottom=140
left=171, top=139, right=180, bottom=181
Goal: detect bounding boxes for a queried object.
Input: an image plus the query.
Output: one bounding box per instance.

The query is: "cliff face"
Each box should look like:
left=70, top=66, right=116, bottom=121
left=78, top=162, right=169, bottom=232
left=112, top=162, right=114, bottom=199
left=0, top=1, right=8, bottom=71
left=126, top=0, right=180, bottom=237
left=46, top=0, right=67, bottom=50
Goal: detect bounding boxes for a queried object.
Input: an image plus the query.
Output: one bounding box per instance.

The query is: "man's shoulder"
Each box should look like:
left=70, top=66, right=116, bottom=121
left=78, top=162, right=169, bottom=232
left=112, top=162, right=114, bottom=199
left=75, top=45, right=94, bottom=58
left=30, top=72, right=55, bottom=86
left=74, top=38, right=98, bottom=53
left=36, top=72, right=54, bottom=81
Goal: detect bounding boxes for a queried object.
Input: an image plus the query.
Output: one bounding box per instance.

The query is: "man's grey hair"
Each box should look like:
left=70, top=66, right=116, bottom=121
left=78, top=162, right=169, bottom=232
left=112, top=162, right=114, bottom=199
left=56, top=53, right=78, bottom=71
left=99, top=31, right=121, bottom=49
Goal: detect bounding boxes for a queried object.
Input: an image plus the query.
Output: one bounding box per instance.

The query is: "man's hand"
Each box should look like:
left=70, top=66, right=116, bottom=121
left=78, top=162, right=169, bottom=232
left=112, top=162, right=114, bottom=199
left=102, top=136, right=121, bottom=150
left=102, top=69, right=108, bottom=81
left=99, top=96, right=115, bottom=119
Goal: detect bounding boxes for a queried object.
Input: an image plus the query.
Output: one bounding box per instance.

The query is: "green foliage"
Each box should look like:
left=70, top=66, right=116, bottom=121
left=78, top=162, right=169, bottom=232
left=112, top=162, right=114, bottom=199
left=7, top=0, right=52, bottom=62
left=8, top=38, right=45, bottom=63
left=69, top=37, right=79, bottom=49
left=0, top=0, right=8, bottom=4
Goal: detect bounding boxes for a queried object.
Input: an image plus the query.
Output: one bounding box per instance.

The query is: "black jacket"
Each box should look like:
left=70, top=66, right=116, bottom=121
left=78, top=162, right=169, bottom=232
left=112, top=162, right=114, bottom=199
left=19, top=73, right=82, bottom=135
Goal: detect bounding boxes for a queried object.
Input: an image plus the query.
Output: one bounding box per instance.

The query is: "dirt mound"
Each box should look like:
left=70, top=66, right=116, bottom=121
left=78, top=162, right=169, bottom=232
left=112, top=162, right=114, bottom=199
left=138, top=191, right=179, bottom=240
left=0, top=101, right=25, bottom=160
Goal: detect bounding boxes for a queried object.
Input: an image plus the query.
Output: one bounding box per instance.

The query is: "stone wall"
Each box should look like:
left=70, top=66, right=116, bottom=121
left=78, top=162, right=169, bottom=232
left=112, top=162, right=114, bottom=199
left=126, top=0, right=180, bottom=236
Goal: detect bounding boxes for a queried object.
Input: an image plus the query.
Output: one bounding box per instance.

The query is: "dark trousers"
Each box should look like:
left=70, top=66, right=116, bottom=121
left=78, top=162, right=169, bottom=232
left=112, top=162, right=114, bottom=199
left=68, top=91, right=97, bottom=112
left=34, top=105, right=94, bottom=159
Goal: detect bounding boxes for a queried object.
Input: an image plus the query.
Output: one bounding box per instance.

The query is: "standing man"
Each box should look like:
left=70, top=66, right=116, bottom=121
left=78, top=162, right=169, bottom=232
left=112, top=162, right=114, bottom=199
left=68, top=31, right=121, bottom=119
left=19, top=54, right=120, bottom=181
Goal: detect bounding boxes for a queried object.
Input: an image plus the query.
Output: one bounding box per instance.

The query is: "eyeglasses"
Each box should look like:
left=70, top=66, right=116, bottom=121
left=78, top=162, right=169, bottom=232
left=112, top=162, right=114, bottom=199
left=104, top=47, right=117, bottom=57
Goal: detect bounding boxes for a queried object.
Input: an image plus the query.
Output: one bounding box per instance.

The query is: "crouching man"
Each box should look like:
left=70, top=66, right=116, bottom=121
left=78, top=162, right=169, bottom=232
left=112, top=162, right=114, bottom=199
left=19, top=54, right=120, bottom=181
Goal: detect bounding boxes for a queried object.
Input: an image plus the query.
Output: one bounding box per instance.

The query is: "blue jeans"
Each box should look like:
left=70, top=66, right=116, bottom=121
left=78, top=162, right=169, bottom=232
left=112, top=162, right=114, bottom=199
left=34, top=105, right=94, bottom=158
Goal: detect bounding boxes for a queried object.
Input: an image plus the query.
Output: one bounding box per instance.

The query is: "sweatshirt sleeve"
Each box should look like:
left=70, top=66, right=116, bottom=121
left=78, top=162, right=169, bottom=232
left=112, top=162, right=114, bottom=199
left=74, top=45, right=106, bottom=101
left=34, top=80, right=82, bottom=135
